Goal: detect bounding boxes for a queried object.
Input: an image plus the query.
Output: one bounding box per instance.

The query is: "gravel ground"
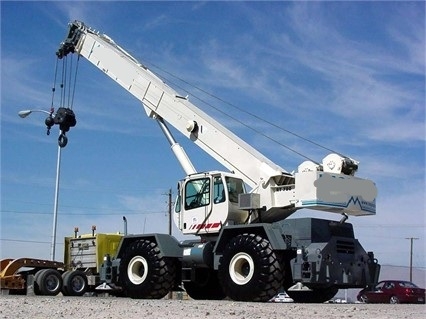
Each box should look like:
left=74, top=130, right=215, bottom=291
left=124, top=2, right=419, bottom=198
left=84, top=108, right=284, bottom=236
left=0, top=295, right=425, bottom=319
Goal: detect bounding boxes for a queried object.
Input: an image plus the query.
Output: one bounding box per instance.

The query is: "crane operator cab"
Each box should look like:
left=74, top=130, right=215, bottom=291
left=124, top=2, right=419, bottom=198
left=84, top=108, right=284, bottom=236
left=174, top=171, right=249, bottom=235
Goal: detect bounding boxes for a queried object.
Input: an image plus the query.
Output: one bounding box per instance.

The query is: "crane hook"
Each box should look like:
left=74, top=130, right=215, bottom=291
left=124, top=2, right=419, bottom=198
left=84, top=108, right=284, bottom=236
left=58, top=132, right=68, bottom=148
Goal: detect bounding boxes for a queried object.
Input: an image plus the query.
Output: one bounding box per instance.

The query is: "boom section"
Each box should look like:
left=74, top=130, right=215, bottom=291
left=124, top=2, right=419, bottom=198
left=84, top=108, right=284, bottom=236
left=57, top=20, right=290, bottom=189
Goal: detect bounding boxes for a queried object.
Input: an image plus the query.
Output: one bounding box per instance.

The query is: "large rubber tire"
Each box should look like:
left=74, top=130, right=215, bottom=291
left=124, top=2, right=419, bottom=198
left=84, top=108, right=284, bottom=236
left=33, top=269, right=44, bottom=295
left=63, top=270, right=88, bottom=296
left=184, top=269, right=226, bottom=300
left=119, top=239, right=176, bottom=299
left=36, top=269, right=63, bottom=296
left=287, top=287, right=338, bottom=303
left=218, top=233, right=283, bottom=302
left=61, top=270, right=72, bottom=296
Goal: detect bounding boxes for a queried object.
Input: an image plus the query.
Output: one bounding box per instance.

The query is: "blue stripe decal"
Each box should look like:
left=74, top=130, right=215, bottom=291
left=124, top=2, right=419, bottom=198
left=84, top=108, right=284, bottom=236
left=301, top=196, right=376, bottom=214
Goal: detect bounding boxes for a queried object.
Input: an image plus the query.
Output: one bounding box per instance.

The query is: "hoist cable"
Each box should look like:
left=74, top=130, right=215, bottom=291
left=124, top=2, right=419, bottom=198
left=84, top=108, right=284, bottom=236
left=63, top=56, right=68, bottom=107
left=70, top=55, right=80, bottom=110
left=59, top=57, right=66, bottom=108
left=56, top=54, right=80, bottom=110
left=50, top=59, right=59, bottom=111
left=67, top=55, right=72, bottom=107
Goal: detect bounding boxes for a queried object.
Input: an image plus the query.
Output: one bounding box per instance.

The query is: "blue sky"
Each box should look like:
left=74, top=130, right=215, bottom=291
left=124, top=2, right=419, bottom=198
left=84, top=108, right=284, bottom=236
left=1, top=1, right=425, bottom=271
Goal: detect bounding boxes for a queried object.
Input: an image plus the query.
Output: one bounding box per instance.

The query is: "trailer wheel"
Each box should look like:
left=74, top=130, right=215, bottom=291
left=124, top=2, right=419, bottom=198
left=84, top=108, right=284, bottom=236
left=33, top=269, right=44, bottom=295
left=218, top=233, right=283, bottom=302
left=287, top=287, right=338, bottom=303
left=119, top=239, right=176, bottom=299
left=36, top=269, right=63, bottom=296
left=61, top=271, right=72, bottom=296
left=63, top=270, right=88, bottom=296
left=184, top=269, right=225, bottom=300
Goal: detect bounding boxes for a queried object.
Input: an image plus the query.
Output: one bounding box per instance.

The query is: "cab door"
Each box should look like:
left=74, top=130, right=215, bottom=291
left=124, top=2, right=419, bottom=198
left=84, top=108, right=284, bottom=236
left=181, top=175, right=215, bottom=235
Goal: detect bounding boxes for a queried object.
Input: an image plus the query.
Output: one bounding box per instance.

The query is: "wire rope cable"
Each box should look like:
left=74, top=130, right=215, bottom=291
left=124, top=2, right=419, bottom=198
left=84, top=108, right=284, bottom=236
left=144, top=61, right=345, bottom=164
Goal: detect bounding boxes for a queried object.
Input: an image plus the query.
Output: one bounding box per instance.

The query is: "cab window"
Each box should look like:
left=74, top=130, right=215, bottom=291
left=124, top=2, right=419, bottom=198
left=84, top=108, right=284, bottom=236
left=226, top=177, right=245, bottom=203
left=174, top=193, right=181, bottom=213
left=213, top=176, right=226, bottom=204
left=185, top=177, right=210, bottom=209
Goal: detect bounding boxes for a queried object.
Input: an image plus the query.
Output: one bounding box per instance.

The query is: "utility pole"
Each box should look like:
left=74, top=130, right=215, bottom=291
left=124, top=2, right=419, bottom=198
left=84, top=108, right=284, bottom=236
left=405, top=237, right=419, bottom=282
left=162, top=188, right=173, bottom=236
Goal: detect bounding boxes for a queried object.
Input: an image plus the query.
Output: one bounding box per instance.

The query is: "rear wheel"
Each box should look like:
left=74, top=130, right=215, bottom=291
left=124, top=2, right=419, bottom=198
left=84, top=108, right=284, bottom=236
left=390, top=295, right=400, bottom=304
left=61, top=271, right=72, bottom=296
left=287, top=287, right=338, bottom=303
left=63, top=270, right=88, bottom=296
left=119, top=239, right=176, bottom=299
left=33, top=269, right=44, bottom=295
left=36, top=269, right=63, bottom=296
left=218, top=233, right=283, bottom=302
left=184, top=269, right=225, bottom=300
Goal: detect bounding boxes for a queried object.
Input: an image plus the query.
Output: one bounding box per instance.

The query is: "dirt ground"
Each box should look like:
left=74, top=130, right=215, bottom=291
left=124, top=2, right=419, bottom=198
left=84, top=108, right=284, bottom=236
left=0, top=295, right=425, bottom=319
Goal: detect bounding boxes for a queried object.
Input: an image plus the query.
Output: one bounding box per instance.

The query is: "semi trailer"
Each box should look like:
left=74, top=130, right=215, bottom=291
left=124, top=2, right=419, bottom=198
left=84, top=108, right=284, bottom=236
left=1, top=225, right=123, bottom=296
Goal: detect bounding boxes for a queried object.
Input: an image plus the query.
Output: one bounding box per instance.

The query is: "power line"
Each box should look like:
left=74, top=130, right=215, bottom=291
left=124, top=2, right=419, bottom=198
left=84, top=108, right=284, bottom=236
left=3, top=209, right=424, bottom=228
left=0, top=238, right=55, bottom=244
left=353, top=223, right=426, bottom=228
left=0, top=209, right=168, bottom=216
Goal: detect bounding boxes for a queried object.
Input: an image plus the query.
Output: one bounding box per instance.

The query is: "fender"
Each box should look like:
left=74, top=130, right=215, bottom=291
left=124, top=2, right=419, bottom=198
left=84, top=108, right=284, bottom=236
left=213, top=223, right=289, bottom=255
left=116, top=233, right=182, bottom=259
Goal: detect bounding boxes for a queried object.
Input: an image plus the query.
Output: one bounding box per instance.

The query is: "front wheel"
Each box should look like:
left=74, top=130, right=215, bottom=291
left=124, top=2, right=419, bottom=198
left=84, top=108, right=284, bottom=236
left=359, top=294, right=369, bottom=303
left=218, top=233, right=283, bottom=302
left=119, top=239, right=176, bottom=299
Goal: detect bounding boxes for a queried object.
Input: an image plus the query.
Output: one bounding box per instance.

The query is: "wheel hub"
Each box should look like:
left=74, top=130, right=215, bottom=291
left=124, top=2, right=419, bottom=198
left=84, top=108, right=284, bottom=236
left=229, top=252, right=254, bottom=285
left=45, top=274, right=60, bottom=292
left=128, top=256, right=148, bottom=285
left=71, top=276, right=85, bottom=293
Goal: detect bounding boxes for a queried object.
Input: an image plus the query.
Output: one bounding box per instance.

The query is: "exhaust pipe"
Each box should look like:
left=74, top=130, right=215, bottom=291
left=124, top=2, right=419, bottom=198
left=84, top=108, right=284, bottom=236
left=123, top=216, right=127, bottom=235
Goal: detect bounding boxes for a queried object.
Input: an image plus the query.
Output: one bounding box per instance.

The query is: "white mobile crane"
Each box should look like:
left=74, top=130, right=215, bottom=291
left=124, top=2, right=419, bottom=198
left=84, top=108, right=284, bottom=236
left=55, top=20, right=380, bottom=302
